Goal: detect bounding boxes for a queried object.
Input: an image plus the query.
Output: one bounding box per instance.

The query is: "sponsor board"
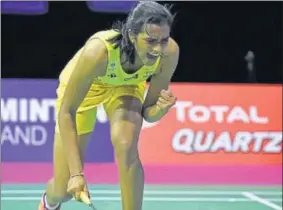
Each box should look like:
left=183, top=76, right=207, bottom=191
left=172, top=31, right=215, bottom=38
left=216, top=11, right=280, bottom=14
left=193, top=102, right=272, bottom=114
left=139, top=83, right=282, bottom=165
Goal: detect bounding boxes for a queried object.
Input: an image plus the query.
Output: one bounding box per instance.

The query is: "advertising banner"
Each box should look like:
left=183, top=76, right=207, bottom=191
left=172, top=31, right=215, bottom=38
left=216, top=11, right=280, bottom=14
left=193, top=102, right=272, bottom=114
left=1, top=1, right=48, bottom=15
left=1, top=79, right=114, bottom=163
left=139, top=83, right=282, bottom=165
left=2, top=80, right=282, bottom=166
left=87, top=1, right=138, bottom=13
left=1, top=1, right=137, bottom=15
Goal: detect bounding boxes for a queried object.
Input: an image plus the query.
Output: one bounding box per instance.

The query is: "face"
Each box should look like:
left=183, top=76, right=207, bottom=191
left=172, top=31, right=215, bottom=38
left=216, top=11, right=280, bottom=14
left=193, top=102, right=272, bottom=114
left=132, top=23, right=170, bottom=66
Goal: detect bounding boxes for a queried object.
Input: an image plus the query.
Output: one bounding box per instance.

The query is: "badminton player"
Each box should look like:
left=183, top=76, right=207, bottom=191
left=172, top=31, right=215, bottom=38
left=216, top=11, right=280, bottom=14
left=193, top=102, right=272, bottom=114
left=38, top=2, right=179, bottom=210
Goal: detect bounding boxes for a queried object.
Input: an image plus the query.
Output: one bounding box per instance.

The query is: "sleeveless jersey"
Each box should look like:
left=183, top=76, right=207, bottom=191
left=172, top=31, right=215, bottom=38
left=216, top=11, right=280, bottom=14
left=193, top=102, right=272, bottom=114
left=59, top=30, right=161, bottom=86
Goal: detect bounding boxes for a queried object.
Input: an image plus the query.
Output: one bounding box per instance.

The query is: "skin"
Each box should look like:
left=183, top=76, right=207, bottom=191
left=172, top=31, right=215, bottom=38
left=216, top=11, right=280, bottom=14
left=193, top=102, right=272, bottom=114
left=44, top=22, right=179, bottom=210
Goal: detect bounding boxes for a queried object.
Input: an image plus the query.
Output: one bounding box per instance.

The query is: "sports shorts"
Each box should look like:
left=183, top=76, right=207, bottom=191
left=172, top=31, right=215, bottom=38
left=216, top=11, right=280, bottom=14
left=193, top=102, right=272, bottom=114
left=54, top=82, right=146, bottom=135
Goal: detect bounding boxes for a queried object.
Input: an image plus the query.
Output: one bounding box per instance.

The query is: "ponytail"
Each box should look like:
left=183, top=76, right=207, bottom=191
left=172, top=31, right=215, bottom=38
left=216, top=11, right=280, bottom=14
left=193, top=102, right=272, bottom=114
left=107, top=21, right=136, bottom=65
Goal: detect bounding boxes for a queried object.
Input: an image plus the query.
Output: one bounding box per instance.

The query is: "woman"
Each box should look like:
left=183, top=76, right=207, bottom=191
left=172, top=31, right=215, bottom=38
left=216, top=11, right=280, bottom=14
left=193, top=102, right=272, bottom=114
left=38, top=2, right=179, bottom=210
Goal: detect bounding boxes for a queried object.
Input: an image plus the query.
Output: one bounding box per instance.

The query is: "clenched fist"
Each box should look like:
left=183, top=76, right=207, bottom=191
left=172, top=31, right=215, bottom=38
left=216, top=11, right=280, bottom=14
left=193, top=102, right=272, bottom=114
left=156, top=89, right=177, bottom=110
left=67, top=175, right=89, bottom=202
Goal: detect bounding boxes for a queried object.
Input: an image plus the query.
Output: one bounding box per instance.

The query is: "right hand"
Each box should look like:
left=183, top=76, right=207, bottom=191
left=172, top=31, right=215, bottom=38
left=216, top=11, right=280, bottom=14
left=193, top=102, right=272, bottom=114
left=67, top=175, right=89, bottom=202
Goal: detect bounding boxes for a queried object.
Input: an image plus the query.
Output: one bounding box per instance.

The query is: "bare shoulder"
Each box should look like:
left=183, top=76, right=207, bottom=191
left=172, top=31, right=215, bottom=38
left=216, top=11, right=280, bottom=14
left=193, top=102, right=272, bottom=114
left=161, top=38, right=179, bottom=58
left=82, top=37, right=109, bottom=76
left=156, top=38, right=179, bottom=75
left=160, top=38, right=179, bottom=64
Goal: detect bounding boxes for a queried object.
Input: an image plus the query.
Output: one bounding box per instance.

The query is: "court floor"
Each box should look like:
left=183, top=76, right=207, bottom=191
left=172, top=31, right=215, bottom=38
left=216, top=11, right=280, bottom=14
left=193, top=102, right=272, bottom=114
left=1, top=184, right=282, bottom=210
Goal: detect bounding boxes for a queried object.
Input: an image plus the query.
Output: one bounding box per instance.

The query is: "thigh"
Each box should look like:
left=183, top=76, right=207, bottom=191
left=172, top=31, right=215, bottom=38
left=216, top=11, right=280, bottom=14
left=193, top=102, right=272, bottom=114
left=103, top=83, right=146, bottom=118
left=55, top=81, right=110, bottom=135
left=106, top=95, right=144, bottom=151
left=55, top=102, right=98, bottom=135
left=75, top=108, right=98, bottom=135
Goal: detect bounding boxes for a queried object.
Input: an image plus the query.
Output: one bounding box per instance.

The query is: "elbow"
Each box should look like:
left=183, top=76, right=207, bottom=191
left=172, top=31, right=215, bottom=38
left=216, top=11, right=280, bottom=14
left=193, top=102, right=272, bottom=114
left=143, top=116, right=160, bottom=123
left=142, top=106, right=157, bottom=123
left=58, top=106, right=75, bottom=124
left=143, top=115, right=155, bottom=123
left=142, top=111, right=158, bottom=123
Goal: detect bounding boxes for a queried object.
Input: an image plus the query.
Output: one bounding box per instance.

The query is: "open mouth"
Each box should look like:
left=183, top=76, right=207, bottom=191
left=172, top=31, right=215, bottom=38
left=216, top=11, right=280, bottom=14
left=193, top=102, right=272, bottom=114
left=147, top=53, right=159, bottom=60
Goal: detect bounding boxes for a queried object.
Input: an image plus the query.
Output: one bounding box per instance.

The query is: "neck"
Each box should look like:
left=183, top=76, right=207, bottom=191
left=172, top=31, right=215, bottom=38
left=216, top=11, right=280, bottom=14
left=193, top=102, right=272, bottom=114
left=120, top=50, right=144, bottom=73
left=121, top=49, right=143, bottom=64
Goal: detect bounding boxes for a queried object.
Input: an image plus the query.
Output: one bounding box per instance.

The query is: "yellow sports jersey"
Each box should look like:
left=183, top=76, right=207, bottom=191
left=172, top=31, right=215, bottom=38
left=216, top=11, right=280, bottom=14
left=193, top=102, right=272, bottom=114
left=59, top=30, right=161, bottom=86
left=55, top=30, right=161, bottom=135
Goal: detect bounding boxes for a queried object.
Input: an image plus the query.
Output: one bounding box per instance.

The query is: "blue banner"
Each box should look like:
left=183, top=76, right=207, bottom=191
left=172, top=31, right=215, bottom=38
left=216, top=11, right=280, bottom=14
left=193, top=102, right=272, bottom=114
left=1, top=79, right=114, bottom=163
left=1, top=1, right=138, bottom=15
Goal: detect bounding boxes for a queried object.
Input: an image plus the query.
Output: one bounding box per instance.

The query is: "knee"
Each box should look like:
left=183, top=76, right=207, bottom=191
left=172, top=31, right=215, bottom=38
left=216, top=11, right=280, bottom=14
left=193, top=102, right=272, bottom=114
left=112, top=131, right=140, bottom=167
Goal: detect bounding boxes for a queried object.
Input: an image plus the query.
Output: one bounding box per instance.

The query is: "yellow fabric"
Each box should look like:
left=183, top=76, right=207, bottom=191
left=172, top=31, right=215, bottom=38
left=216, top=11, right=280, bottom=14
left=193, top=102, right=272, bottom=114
left=55, top=30, right=159, bottom=135
left=58, top=30, right=160, bottom=86
left=55, top=83, right=146, bottom=135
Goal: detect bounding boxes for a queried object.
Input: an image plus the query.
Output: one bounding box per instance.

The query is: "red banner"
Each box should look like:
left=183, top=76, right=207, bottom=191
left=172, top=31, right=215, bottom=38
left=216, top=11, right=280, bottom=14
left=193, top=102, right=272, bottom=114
left=139, top=83, right=282, bottom=165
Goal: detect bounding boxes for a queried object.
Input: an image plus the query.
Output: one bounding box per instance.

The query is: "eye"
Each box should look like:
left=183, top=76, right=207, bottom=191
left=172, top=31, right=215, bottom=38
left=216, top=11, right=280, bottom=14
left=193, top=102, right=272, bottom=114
left=146, top=39, right=158, bottom=44
left=161, top=39, right=169, bottom=45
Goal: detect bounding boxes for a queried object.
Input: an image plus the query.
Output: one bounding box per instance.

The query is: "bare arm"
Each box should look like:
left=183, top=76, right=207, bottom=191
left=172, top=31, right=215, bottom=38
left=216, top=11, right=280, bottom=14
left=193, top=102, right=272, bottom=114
left=142, top=39, right=179, bottom=122
left=58, top=38, right=107, bottom=175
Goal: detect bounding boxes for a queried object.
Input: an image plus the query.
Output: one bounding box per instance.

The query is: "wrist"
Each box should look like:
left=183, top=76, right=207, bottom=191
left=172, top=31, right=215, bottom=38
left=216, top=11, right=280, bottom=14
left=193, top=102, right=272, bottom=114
left=69, top=163, right=83, bottom=176
left=70, top=172, right=84, bottom=178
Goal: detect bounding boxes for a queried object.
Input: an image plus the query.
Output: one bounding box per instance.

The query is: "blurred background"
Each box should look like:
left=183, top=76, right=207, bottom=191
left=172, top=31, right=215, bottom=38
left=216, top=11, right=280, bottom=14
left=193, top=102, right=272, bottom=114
left=1, top=1, right=282, bottom=210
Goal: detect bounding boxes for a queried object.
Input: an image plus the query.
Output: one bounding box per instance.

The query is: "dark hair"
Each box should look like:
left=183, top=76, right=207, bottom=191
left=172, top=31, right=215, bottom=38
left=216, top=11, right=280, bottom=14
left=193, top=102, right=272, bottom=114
left=107, top=2, right=175, bottom=64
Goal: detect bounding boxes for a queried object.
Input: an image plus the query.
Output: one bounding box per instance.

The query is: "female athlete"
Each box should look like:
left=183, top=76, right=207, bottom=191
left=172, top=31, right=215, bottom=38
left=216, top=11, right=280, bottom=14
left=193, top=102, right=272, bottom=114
left=38, top=2, right=179, bottom=210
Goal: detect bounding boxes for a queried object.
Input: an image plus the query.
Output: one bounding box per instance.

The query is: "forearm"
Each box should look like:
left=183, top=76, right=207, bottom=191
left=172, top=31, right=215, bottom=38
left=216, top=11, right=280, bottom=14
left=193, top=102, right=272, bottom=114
left=58, top=112, right=83, bottom=175
left=142, top=105, right=169, bottom=123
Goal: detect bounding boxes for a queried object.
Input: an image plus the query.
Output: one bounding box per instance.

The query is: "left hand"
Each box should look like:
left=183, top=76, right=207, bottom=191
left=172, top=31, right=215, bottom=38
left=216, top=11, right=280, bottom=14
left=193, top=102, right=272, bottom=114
left=156, top=89, right=177, bottom=111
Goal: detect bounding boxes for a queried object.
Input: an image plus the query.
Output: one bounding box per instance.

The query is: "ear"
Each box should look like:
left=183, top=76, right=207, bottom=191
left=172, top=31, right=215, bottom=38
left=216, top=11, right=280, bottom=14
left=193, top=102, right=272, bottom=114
left=128, top=30, right=135, bottom=44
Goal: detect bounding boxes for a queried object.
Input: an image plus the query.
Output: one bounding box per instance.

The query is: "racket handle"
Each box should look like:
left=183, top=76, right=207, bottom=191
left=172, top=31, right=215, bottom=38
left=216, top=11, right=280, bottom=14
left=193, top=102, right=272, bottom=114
left=80, top=191, right=91, bottom=205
